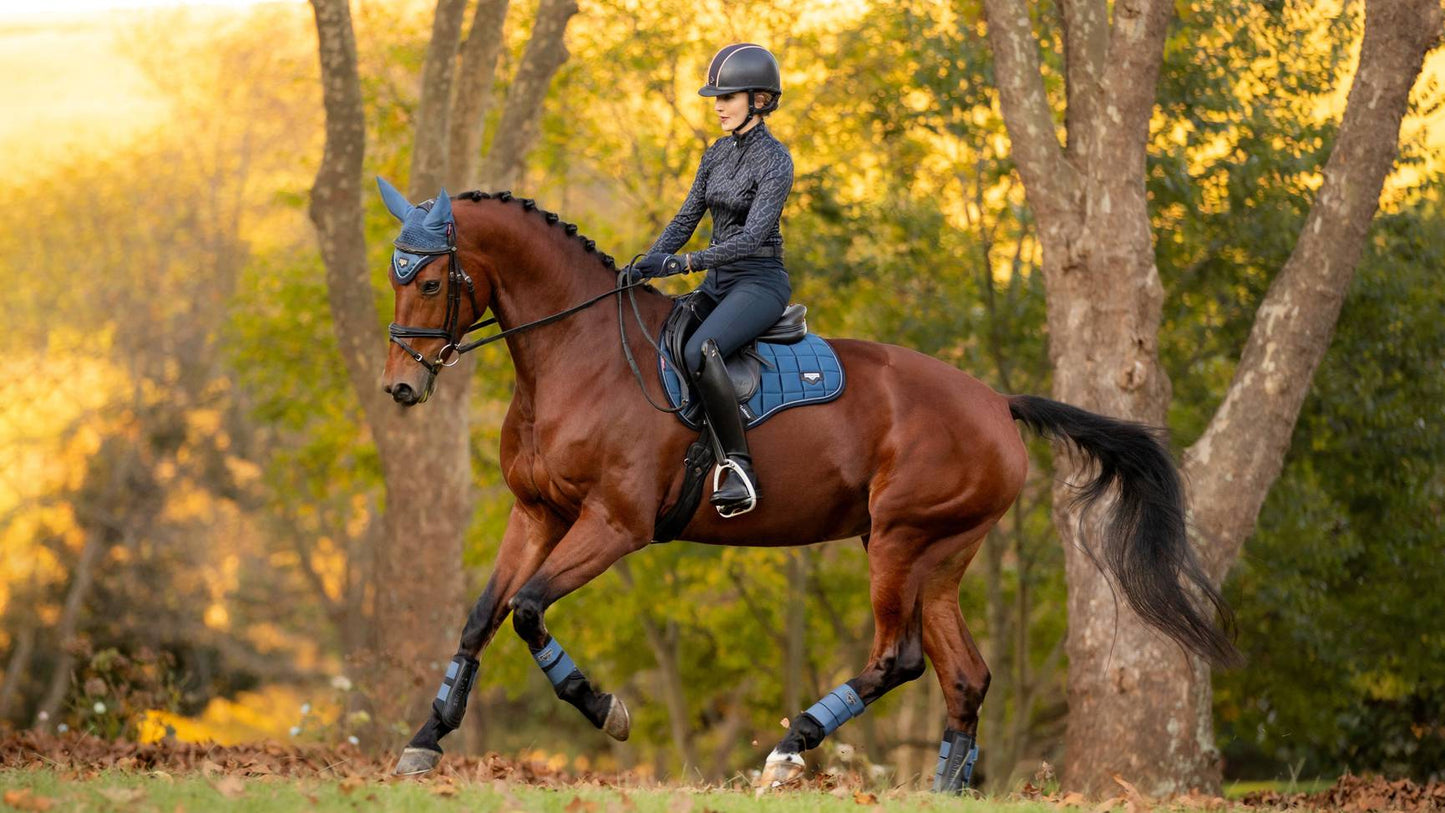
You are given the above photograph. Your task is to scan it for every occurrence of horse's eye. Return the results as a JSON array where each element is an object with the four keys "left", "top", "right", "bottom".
[{"left": 422, "top": 280, "right": 441, "bottom": 295}]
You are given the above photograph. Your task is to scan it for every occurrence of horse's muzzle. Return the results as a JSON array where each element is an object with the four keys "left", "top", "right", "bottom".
[{"left": 386, "top": 381, "right": 421, "bottom": 406}]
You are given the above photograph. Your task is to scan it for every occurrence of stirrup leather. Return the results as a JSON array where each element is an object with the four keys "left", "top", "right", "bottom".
[{"left": 712, "top": 458, "right": 758, "bottom": 518}]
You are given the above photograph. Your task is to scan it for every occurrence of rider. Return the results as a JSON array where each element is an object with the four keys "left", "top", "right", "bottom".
[{"left": 630, "top": 43, "right": 792, "bottom": 518}]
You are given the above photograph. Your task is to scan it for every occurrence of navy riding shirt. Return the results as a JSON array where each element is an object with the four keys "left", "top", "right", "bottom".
[{"left": 650, "top": 122, "right": 793, "bottom": 302}]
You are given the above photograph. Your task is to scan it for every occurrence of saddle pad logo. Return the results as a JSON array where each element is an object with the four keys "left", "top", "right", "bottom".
[{"left": 802, "top": 372, "right": 823, "bottom": 385}]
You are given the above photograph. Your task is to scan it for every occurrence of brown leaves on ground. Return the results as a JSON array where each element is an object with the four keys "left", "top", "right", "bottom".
[
  {"left": 2, "top": 789, "right": 55, "bottom": 811},
  {"left": 1240, "top": 773, "right": 1445, "bottom": 812},
  {"left": 0, "top": 730, "right": 592, "bottom": 786}
]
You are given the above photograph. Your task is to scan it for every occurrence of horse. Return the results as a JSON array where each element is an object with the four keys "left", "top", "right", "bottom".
[{"left": 374, "top": 182, "right": 1237, "bottom": 792}]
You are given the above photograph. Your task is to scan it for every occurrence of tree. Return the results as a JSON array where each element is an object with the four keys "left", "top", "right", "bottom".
[
  {"left": 306, "top": 0, "right": 577, "bottom": 737},
  {"left": 980, "top": 0, "right": 1443, "bottom": 793}
]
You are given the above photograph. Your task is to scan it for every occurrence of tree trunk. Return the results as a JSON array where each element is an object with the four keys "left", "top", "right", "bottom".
[
  {"left": 478, "top": 0, "right": 578, "bottom": 189},
  {"left": 784, "top": 550, "right": 805, "bottom": 718},
  {"left": 982, "top": 0, "right": 1443, "bottom": 794},
  {"left": 32, "top": 533, "right": 106, "bottom": 731},
  {"left": 309, "top": 0, "right": 471, "bottom": 740},
  {"left": 0, "top": 620, "right": 37, "bottom": 723}
]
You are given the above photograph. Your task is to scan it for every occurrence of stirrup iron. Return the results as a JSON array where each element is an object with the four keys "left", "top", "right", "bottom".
[{"left": 712, "top": 458, "right": 758, "bottom": 517}]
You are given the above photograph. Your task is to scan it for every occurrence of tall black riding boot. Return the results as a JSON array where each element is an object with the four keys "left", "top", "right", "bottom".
[{"left": 695, "top": 339, "right": 758, "bottom": 517}]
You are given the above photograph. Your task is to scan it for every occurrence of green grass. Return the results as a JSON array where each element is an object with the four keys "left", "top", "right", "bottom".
[
  {"left": 1223, "top": 778, "right": 1336, "bottom": 798},
  {"left": 0, "top": 768, "right": 1063, "bottom": 812}
]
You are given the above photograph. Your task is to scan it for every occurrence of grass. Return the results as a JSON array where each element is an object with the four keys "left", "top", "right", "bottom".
[{"left": 0, "top": 768, "right": 1062, "bottom": 812}]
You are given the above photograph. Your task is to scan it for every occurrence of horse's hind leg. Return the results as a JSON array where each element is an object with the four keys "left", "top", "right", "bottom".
[
  {"left": 759, "top": 529, "right": 936, "bottom": 787},
  {"left": 921, "top": 564, "right": 991, "bottom": 793}
]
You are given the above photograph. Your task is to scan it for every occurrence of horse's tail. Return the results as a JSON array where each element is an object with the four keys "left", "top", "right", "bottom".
[{"left": 1007, "top": 394, "right": 1240, "bottom": 667}]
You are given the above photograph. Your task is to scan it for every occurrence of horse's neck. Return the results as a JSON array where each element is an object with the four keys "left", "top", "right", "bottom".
[{"left": 488, "top": 244, "right": 669, "bottom": 398}]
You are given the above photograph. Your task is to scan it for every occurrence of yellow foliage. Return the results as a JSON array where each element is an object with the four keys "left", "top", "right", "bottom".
[{"left": 137, "top": 684, "right": 337, "bottom": 745}]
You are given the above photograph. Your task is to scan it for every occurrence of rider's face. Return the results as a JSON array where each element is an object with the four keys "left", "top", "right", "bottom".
[{"left": 714, "top": 92, "right": 754, "bottom": 133}]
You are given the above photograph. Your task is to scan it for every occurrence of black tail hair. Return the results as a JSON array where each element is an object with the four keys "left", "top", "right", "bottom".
[{"left": 1008, "top": 394, "right": 1240, "bottom": 667}]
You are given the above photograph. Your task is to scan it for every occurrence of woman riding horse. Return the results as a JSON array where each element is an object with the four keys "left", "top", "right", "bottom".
[{"left": 629, "top": 43, "right": 792, "bottom": 518}]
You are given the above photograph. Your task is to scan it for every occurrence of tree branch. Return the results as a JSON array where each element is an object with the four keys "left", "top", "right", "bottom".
[
  {"left": 409, "top": 0, "right": 471, "bottom": 198},
  {"left": 981, "top": 0, "right": 1080, "bottom": 218},
  {"left": 478, "top": 0, "right": 579, "bottom": 190},
  {"left": 447, "top": 0, "right": 512, "bottom": 191},
  {"left": 1183, "top": 0, "right": 1444, "bottom": 582}
]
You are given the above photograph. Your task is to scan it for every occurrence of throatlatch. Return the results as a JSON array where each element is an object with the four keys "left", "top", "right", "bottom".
[
  {"left": 931, "top": 728, "right": 979, "bottom": 794},
  {"left": 432, "top": 654, "right": 479, "bottom": 729}
]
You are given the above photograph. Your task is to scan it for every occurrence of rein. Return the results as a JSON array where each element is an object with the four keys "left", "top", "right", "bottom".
[{"left": 389, "top": 242, "right": 680, "bottom": 414}]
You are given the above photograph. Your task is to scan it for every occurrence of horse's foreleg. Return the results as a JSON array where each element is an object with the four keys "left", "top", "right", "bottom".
[
  {"left": 510, "top": 504, "right": 649, "bottom": 741},
  {"left": 759, "top": 532, "right": 930, "bottom": 787},
  {"left": 395, "top": 502, "right": 565, "bottom": 775}
]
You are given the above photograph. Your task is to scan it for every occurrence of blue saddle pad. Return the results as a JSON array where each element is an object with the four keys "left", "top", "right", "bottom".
[{"left": 659, "top": 334, "right": 846, "bottom": 430}]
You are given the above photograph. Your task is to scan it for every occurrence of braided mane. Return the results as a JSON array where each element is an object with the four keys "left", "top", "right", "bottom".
[{"left": 459, "top": 190, "right": 618, "bottom": 271}]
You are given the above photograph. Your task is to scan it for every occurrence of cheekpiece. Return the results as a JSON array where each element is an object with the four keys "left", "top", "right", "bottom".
[{"left": 376, "top": 176, "right": 454, "bottom": 285}]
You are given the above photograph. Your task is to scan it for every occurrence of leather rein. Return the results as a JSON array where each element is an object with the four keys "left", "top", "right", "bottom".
[{"left": 388, "top": 239, "right": 682, "bottom": 413}]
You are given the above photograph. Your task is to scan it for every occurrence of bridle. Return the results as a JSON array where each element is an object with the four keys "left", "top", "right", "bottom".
[{"left": 387, "top": 224, "right": 484, "bottom": 376}]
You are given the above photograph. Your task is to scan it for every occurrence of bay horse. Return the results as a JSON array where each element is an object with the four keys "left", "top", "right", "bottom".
[{"left": 375, "top": 184, "right": 1236, "bottom": 791}]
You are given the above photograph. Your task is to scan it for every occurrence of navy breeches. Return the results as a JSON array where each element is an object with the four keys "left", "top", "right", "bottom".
[{"left": 683, "top": 283, "right": 788, "bottom": 377}]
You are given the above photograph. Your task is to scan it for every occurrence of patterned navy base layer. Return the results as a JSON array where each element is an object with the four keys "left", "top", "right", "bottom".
[{"left": 659, "top": 333, "right": 846, "bottom": 430}]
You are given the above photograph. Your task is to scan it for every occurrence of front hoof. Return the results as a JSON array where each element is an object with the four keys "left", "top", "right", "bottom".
[
  {"left": 393, "top": 747, "right": 442, "bottom": 777},
  {"left": 757, "top": 751, "right": 805, "bottom": 789},
  {"left": 603, "top": 694, "right": 630, "bottom": 741}
]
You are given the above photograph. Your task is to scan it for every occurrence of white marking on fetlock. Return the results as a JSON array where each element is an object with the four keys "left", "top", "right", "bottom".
[
  {"left": 757, "top": 749, "right": 805, "bottom": 789},
  {"left": 603, "top": 695, "right": 631, "bottom": 741}
]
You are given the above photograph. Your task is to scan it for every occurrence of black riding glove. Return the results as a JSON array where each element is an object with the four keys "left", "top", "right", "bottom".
[{"left": 634, "top": 252, "right": 688, "bottom": 278}]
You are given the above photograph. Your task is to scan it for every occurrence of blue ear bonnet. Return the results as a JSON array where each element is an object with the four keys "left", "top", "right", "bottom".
[{"left": 376, "top": 177, "right": 454, "bottom": 285}]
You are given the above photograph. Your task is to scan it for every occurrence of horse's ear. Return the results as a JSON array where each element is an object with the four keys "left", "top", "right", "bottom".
[
  {"left": 425, "top": 188, "right": 453, "bottom": 228},
  {"left": 376, "top": 177, "right": 414, "bottom": 222}
]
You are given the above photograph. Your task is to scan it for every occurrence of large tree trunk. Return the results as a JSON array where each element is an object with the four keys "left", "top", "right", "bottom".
[{"left": 982, "top": 0, "right": 1443, "bottom": 794}]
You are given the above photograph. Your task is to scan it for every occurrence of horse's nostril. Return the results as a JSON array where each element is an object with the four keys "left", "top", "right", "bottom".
[
  {"left": 383, "top": 382, "right": 393, "bottom": 394},
  {"left": 392, "top": 383, "right": 415, "bottom": 404}
]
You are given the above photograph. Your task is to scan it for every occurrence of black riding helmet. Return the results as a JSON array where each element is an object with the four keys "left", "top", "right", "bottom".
[{"left": 699, "top": 43, "right": 781, "bottom": 131}]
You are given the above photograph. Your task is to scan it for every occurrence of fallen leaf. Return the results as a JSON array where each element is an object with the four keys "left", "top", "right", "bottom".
[
  {"left": 563, "top": 795, "right": 598, "bottom": 813},
  {"left": 337, "top": 776, "right": 365, "bottom": 795},
  {"left": 2, "top": 789, "right": 55, "bottom": 811},
  {"left": 853, "top": 791, "right": 878, "bottom": 805},
  {"left": 97, "top": 787, "right": 148, "bottom": 804},
  {"left": 1059, "top": 791, "right": 1088, "bottom": 808},
  {"left": 209, "top": 775, "right": 245, "bottom": 800},
  {"left": 1111, "top": 773, "right": 1154, "bottom": 812},
  {"left": 430, "top": 783, "right": 459, "bottom": 797},
  {"left": 779, "top": 717, "right": 791, "bottom": 729}
]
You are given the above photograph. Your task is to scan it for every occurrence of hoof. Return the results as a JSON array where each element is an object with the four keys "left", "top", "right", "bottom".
[
  {"left": 757, "top": 751, "right": 805, "bottom": 789},
  {"left": 393, "top": 747, "right": 442, "bottom": 777},
  {"left": 603, "top": 694, "right": 630, "bottom": 741}
]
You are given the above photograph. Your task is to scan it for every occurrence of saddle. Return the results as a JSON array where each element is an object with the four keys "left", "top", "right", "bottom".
[{"left": 660, "top": 293, "right": 809, "bottom": 424}]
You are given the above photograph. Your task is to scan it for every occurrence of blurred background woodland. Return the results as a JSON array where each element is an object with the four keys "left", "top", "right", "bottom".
[{"left": 0, "top": 0, "right": 1442, "bottom": 794}]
